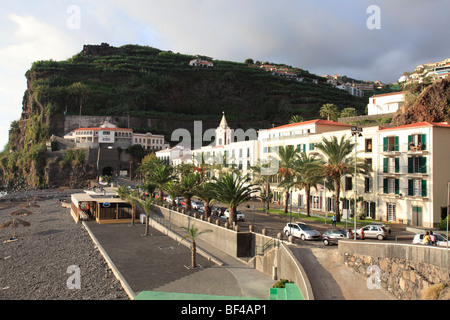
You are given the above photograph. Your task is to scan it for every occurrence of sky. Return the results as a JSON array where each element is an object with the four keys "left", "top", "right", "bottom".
[{"left": 0, "top": 0, "right": 448, "bottom": 150}]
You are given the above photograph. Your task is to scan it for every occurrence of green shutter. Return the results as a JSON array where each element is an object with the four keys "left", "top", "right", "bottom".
[
  {"left": 395, "top": 179, "right": 400, "bottom": 195},
  {"left": 383, "top": 179, "right": 388, "bottom": 194},
  {"left": 383, "top": 158, "right": 388, "bottom": 173},
  {"left": 408, "top": 157, "right": 413, "bottom": 173},
  {"left": 394, "top": 136, "right": 399, "bottom": 151},
  {"left": 408, "top": 179, "right": 413, "bottom": 196},
  {"left": 421, "top": 134, "right": 427, "bottom": 151},
  {"left": 383, "top": 137, "right": 387, "bottom": 152},
  {"left": 395, "top": 157, "right": 400, "bottom": 173},
  {"left": 421, "top": 157, "right": 427, "bottom": 174},
  {"left": 408, "top": 135, "right": 412, "bottom": 150},
  {"left": 422, "top": 180, "right": 427, "bottom": 197}
]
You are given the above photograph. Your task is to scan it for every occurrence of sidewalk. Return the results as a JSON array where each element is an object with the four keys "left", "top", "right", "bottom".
[{"left": 83, "top": 220, "right": 275, "bottom": 300}]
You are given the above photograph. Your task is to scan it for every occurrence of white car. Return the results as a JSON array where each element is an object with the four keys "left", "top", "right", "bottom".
[
  {"left": 191, "top": 201, "right": 204, "bottom": 210},
  {"left": 412, "top": 233, "right": 449, "bottom": 247},
  {"left": 283, "top": 222, "right": 321, "bottom": 240},
  {"left": 222, "top": 209, "right": 245, "bottom": 221}
]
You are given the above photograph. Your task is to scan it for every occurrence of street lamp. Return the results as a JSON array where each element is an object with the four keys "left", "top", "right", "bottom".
[{"left": 351, "top": 126, "right": 363, "bottom": 240}]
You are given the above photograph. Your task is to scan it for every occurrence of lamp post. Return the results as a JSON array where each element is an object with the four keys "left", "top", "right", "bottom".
[{"left": 351, "top": 126, "right": 363, "bottom": 240}]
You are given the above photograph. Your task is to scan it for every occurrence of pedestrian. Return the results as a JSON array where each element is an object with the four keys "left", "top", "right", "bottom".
[
  {"left": 429, "top": 231, "right": 436, "bottom": 246},
  {"left": 422, "top": 231, "right": 431, "bottom": 245},
  {"left": 360, "top": 228, "right": 365, "bottom": 240},
  {"left": 332, "top": 215, "right": 336, "bottom": 227},
  {"left": 347, "top": 229, "right": 353, "bottom": 239}
]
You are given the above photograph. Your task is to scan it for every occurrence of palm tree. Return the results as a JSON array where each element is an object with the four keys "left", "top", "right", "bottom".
[
  {"left": 179, "top": 224, "right": 212, "bottom": 268},
  {"left": 211, "top": 173, "right": 257, "bottom": 225},
  {"left": 164, "top": 181, "right": 181, "bottom": 207},
  {"left": 292, "top": 153, "right": 325, "bottom": 217},
  {"left": 192, "top": 152, "right": 212, "bottom": 183},
  {"left": 315, "top": 135, "right": 370, "bottom": 222},
  {"left": 340, "top": 107, "right": 357, "bottom": 118},
  {"left": 147, "top": 164, "right": 176, "bottom": 203},
  {"left": 178, "top": 173, "right": 200, "bottom": 212},
  {"left": 320, "top": 103, "right": 339, "bottom": 121},
  {"left": 125, "top": 189, "right": 140, "bottom": 226},
  {"left": 251, "top": 159, "right": 277, "bottom": 213},
  {"left": 289, "top": 115, "right": 304, "bottom": 124},
  {"left": 277, "top": 145, "right": 299, "bottom": 213},
  {"left": 138, "top": 198, "right": 155, "bottom": 236},
  {"left": 193, "top": 182, "right": 217, "bottom": 217}
]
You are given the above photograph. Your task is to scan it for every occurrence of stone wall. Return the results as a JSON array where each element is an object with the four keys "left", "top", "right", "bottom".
[{"left": 338, "top": 240, "right": 450, "bottom": 300}]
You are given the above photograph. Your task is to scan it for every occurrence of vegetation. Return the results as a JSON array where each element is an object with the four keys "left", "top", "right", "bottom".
[{"left": 179, "top": 224, "right": 212, "bottom": 269}]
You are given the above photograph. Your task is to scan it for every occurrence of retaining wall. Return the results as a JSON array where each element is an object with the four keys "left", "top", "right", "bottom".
[{"left": 338, "top": 240, "right": 450, "bottom": 300}]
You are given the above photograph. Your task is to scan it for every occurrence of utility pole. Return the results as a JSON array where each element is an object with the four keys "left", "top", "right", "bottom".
[{"left": 351, "top": 126, "right": 363, "bottom": 240}]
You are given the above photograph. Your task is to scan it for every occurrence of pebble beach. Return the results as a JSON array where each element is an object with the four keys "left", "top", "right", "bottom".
[{"left": 0, "top": 189, "right": 129, "bottom": 300}]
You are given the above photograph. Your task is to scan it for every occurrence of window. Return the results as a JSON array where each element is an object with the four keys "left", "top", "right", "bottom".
[
  {"left": 365, "top": 138, "right": 373, "bottom": 152},
  {"left": 365, "top": 158, "right": 372, "bottom": 169},
  {"left": 383, "top": 157, "right": 399, "bottom": 173},
  {"left": 383, "top": 178, "right": 399, "bottom": 194},
  {"left": 345, "top": 176, "right": 352, "bottom": 191},
  {"left": 387, "top": 203, "right": 396, "bottom": 222},
  {"left": 408, "top": 156, "right": 427, "bottom": 173},
  {"left": 408, "top": 179, "right": 427, "bottom": 197},
  {"left": 364, "top": 177, "right": 373, "bottom": 193},
  {"left": 408, "top": 134, "right": 426, "bottom": 151},
  {"left": 383, "top": 136, "right": 399, "bottom": 152}
]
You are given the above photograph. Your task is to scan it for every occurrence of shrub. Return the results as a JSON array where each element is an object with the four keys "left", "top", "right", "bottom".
[{"left": 273, "top": 279, "right": 291, "bottom": 288}]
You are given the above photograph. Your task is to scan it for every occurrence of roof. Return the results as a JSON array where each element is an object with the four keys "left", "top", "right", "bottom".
[
  {"left": 266, "top": 119, "right": 353, "bottom": 131},
  {"left": 370, "top": 91, "right": 408, "bottom": 98},
  {"left": 219, "top": 112, "right": 229, "bottom": 128},
  {"left": 381, "top": 121, "right": 450, "bottom": 131},
  {"left": 73, "top": 127, "right": 132, "bottom": 132}
]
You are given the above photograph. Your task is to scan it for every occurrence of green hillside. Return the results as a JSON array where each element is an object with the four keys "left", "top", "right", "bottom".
[{"left": 29, "top": 43, "right": 368, "bottom": 123}]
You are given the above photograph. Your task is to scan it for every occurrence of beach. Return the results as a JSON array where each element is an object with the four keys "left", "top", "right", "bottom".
[{"left": 0, "top": 189, "right": 128, "bottom": 300}]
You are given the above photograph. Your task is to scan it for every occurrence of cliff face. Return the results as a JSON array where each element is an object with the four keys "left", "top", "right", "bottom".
[{"left": 392, "top": 78, "right": 450, "bottom": 126}]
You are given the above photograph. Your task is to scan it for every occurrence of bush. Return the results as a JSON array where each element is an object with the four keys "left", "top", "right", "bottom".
[
  {"left": 273, "top": 279, "right": 291, "bottom": 288},
  {"left": 438, "top": 217, "right": 448, "bottom": 230}
]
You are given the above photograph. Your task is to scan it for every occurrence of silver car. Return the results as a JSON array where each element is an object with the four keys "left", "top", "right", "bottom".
[
  {"left": 283, "top": 222, "right": 321, "bottom": 240},
  {"left": 412, "top": 233, "right": 449, "bottom": 247},
  {"left": 356, "top": 225, "right": 389, "bottom": 240}
]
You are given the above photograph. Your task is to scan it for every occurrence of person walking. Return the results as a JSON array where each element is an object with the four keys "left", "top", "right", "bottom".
[
  {"left": 332, "top": 215, "right": 337, "bottom": 227},
  {"left": 360, "top": 228, "right": 365, "bottom": 240}
]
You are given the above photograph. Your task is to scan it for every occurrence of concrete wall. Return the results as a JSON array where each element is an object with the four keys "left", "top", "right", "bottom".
[{"left": 338, "top": 240, "right": 450, "bottom": 299}]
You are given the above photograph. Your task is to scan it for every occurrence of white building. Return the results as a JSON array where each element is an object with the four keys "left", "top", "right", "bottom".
[
  {"left": 156, "top": 146, "right": 192, "bottom": 166},
  {"left": 64, "top": 120, "right": 133, "bottom": 149},
  {"left": 367, "top": 91, "right": 407, "bottom": 116},
  {"left": 337, "top": 84, "right": 364, "bottom": 97},
  {"left": 132, "top": 132, "right": 169, "bottom": 151}
]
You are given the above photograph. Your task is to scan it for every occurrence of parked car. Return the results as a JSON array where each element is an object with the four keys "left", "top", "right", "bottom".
[
  {"left": 191, "top": 201, "right": 204, "bottom": 210},
  {"left": 222, "top": 209, "right": 245, "bottom": 222},
  {"left": 368, "top": 222, "right": 391, "bottom": 234},
  {"left": 211, "top": 206, "right": 227, "bottom": 216},
  {"left": 412, "top": 233, "right": 450, "bottom": 247},
  {"left": 322, "top": 229, "right": 348, "bottom": 246},
  {"left": 283, "top": 222, "right": 321, "bottom": 240},
  {"left": 355, "top": 225, "right": 389, "bottom": 240}
]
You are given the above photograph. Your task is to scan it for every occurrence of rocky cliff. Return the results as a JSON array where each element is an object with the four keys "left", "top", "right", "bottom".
[{"left": 392, "top": 77, "right": 450, "bottom": 126}]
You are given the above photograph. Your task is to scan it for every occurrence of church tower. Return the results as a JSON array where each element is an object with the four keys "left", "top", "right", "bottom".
[{"left": 215, "top": 112, "right": 232, "bottom": 146}]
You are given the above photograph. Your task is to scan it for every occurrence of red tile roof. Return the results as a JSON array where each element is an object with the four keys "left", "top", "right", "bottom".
[
  {"left": 381, "top": 121, "right": 450, "bottom": 131},
  {"left": 267, "top": 119, "right": 353, "bottom": 131},
  {"left": 371, "top": 91, "right": 408, "bottom": 98}
]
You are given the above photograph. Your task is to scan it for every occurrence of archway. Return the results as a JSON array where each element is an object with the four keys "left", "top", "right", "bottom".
[{"left": 102, "top": 166, "right": 114, "bottom": 177}]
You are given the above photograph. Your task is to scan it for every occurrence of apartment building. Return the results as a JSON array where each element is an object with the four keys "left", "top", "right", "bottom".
[
  {"left": 132, "top": 132, "right": 169, "bottom": 151},
  {"left": 367, "top": 91, "right": 407, "bottom": 116}
]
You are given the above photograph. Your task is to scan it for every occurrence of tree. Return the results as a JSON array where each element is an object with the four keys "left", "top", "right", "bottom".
[
  {"left": 211, "top": 173, "right": 257, "bottom": 225},
  {"left": 193, "top": 182, "right": 217, "bottom": 217},
  {"left": 292, "top": 153, "right": 325, "bottom": 217},
  {"left": 289, "top": 115, "right": 304, "bottom": 124},
  {"left": 179, "top": 224, "right": 212, "bottom": 268},
  {"left": 315, "top": 135, "right": 370, "bottom": 222},
  {"left": 164, "top": 181, "right": 181, "bottom": 207},
  {"left": 146, "top": 164, "right": 176, "bottom": 203},
  {"left": 177, "top": 173, "right": 200, "bottom": 212},
  {"left": 125, "top": 189, "right": 140, "bottom": 226},
  {"left": 251, "top": 160, "right": 277, "bottom": 213},
  {"left": 340, "top": 107, "right": 357, "bottom": 118},
  {"left": 277, "top": 145, "right": 299, "bottom": 213},
  {"left": 138, "top": 198, "right": 155, "bottom": 236},
  {"left": 320, "top": 103, "right": 339, "bottom": 121}
]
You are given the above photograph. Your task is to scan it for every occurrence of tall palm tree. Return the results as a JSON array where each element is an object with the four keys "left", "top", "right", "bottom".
[
  {"left": 179, "top": 224, "right": 212, "bottom": 268},
  {"left": 292, "top": 153, "right": 325, "bottom": 217},
  {"left": 138, "top": 198, "right": 155, "bottom": 236},
  {"left": 315, "top": 135, "right": 370, "bottom": 222},
  {"left": 193, "top": 182, "right": 217, "bottom": 217},
  {"left": 192, "top": 152, "right": 212, "bottom": 183},
  {"left": 164, "top": 181, "right": 181, "bottom": 207},
  {"left": 125, "top": 189, "right": 140, "bottom": 226},
  {"left": 277, "top": 145, "right": 299, "bottom": 213},
  {"left": 211, "top": 173, "right": 257, "bottom": 225},
  {"left": 320, "top": 103, "right": 339, "bottom": 121},
  {"left": 147, "top": 164, "right": 176, "bottom": 203},
  {"left": 178, "top": 173, "right": 200, "bottom": 212},
  {"left": 289, "top": 115, "right": 304, "bottom": 124},
  {"left": 251, "top": 159, "right": 277, "bottom": 213}
]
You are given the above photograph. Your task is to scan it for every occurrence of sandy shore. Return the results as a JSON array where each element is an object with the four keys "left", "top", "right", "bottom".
[{"left": 0, "top": 189, "right": 128, "bottom": 300}]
